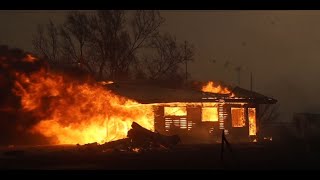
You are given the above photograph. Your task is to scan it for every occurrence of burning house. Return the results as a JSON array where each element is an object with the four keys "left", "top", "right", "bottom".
[
  {"left": 106, "top": 81, "right": 277, "bottom": 143},
  {"left": 0, "top": 48, "right": 277, "bottom": 145}
]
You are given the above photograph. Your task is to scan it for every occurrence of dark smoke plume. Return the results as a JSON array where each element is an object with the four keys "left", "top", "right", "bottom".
[{"left": 0, "top": 45, "right": 50, "bottom": 145}]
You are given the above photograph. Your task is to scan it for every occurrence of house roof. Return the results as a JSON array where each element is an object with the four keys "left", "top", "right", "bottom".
[
  {"left": 230, "top": 86, "right": 277, "bottom": 104},
  {"left": 105, "top": 81, "right": 277, "bottom": 104}
]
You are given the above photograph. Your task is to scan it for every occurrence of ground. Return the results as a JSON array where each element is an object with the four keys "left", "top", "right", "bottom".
[{"left": 1, "top": 140, "right": 320, "bottom": 170}]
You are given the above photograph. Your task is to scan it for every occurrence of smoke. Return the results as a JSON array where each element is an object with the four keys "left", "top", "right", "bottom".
[{"left": 0, "top": 45, "right": 51, "bottom": 145}]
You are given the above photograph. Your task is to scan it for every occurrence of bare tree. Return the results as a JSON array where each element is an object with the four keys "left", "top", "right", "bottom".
[
  {"left": 32, "top": 20, "right": 60, "bottom": 64},
  {"left": 32, "top": 10, "right": 194, "bottom": 82},
  {"left": 59, "top": 11, "right": 93, "bottom": 74},
  {"left": 33, "top": 13, "right": 93, "bottom": 73},
  {"left": 88, "top": 10, "right": 165, "bottom": 80},
  {"left": 144, "top": 33, "right": 195, "bottom": 82}
]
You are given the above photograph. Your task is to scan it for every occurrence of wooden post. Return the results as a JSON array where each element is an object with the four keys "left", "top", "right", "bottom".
[
  {"left": 220, "top": 129, "right": 225, "bottom": 161},
  {"left": 220, "top": 129, "right": 234, "bottom": 162}
]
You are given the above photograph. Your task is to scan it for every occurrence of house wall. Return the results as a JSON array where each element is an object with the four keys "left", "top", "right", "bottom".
[
  {"left": 224, "top": 104, "right": 258, "bottom": 142},
  {"left": 153, "top": 103, "right": 258, "bottom": 143}
]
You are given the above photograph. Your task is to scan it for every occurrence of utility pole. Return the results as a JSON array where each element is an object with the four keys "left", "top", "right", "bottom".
[
  {"left": 184, "top": 41, "right": 188, "bottom": 83},
  {"left": 238, "top": 70, "right": 240, "bottom": 86},
  {"left": 250, "top": 72, "right": 253, "bottom": 91},
  {"left": 235, "top": 66, "right": 241, "bottom": 86}
]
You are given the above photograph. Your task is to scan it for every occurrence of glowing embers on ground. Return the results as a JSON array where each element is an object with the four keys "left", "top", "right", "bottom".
[
  {"left": 263, "top": 137, "right": 272, "bottom": 141},
  {"left": 13, "top": 62, "right": 154, "bottom": 145}
]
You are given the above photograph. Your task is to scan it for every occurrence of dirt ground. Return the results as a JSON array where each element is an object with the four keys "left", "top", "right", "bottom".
[{"left": 1, "top": 140, "right": 320, "bottom": 170}]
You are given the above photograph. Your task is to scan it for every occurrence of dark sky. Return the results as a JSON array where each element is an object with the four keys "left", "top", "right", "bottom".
[{"left": 1, "top": 10, "right": 320, "bottom": 122}]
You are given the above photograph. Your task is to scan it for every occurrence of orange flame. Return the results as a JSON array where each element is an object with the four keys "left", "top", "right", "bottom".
[
  {"left": 99, "top": 81, "right": 114, "bottom": 85},
  {"left": 201, "top": 107, "right": 218, "bottom": 122},
  {"left": 248, "top": 108, "right": 257, "bottom": 136},
  {"left": 13, "top": 68, "right": 154, "bottom": 145},
  {"left": 231, "top": 108, "right": 245, "bottom": 127},
  {"left": 164, "top": 107, "right": 187, "bottom": 116},
  {"left": 201, "top": 81, "right": 234, "bottom": 96},
  {"left": 22, "top": 54, "right": 37, "bottom": 63}
]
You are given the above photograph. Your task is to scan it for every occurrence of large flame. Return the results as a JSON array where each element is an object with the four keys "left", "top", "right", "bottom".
[
  {"left": 201, "top": 81, "right": 233, "bottom": 95},
  {"left": 12, "top": 55, "right": 154, "bottom": 145}
]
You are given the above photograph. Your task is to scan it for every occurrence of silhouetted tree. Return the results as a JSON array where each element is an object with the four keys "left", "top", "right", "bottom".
[
  {"left": 32, "top": 10, "right": 194, "bottom": 82},
  {"left": 144, "top": 33, "right": 194, "bottom": 82},
  {"left": 32, "top": 20, "right": 60, "bottom": 64},
  {"left": 87, "top": 10, "right": 165, "bottom": 80},
  {"left": 59, "top": 11, "right": 93, "bottom": 73}
]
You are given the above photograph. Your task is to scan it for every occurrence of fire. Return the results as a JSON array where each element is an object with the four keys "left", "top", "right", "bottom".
[
  {"left": 99, "top": 81, "right": 114, "bottom": 85},
  {"left": 22, "top": 54, "right": 37, "bottom": 63},
  {"left": 13, "top": 65, "right": 154, "bottom": 145},
  {"left": 201, "top": 107, "right": 218, "bottom": 122},
  {"left": 164, "top": 107, "right": 187, "bottom": 116},
  {"left": 231, "top": 108, "right": 245, "bottom": 127},
  {"left": 201, "top": 81, "right": 232, "bottom": 95},
  {"left": 248, "top": 108, "right": 257, "bottom": 136},
  {"left": 263, "top": 137, "right": 272, "bottom": 141},
  {"left": 132, "top": 148, "right": 140, "bottom": 153}
]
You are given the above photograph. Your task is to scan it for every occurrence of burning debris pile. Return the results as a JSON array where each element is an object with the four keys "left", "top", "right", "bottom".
[{"left": 78, "top": 122, "right": 181, "bottom": 153}]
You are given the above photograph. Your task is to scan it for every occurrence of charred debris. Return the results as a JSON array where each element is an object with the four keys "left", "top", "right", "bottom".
[{"left": 77, "top": 122, "right": 181, "bottom": 153}]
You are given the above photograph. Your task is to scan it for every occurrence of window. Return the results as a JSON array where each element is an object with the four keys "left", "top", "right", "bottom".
[
  {"left": 248, "top": 108, "right": 257, "bottom": 135},
  {"left": 165, "top": 117, "right": 188, "bottom": 131},
  {"left": 231, "top": 108, "right": 245, "bottom": 127},
  {"left": 164, "top": 107, "right": 188, "bottom": 131},
  {"left": 164, "top": 107, "right": 187, "bottom": 116},
  {"left": 202, "top": 107, "right": 218, "bottom": 122}
]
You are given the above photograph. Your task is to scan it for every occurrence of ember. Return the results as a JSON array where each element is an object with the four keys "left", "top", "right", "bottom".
[
  {"left": 22, "top": 54, "right": 38, "bottom": 63},
  {"left": 99, "top": 81, "right": 114, "bottom": 85},
  {"left": 263, "top": 137, "right": 273, "bottom": 141}
]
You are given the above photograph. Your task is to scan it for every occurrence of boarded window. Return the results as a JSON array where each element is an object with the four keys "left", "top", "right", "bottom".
[
  {"left": 231, "top": 108, "right": 245, "bottom": 127},
  {"left": 164, "top": 107, "right": 187, "bottom": 116},
  {"left": 248, "top": 108, "right": 257, "bottom": 135},
  {"left": 202, "top": 107, "right": 218, "bottom": 122},
  {"left": 165, "top": 117, "right": 188, "bottom": 131},
  {"left": 164, "top": 107, "right": 187, "bottom": 131}
]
